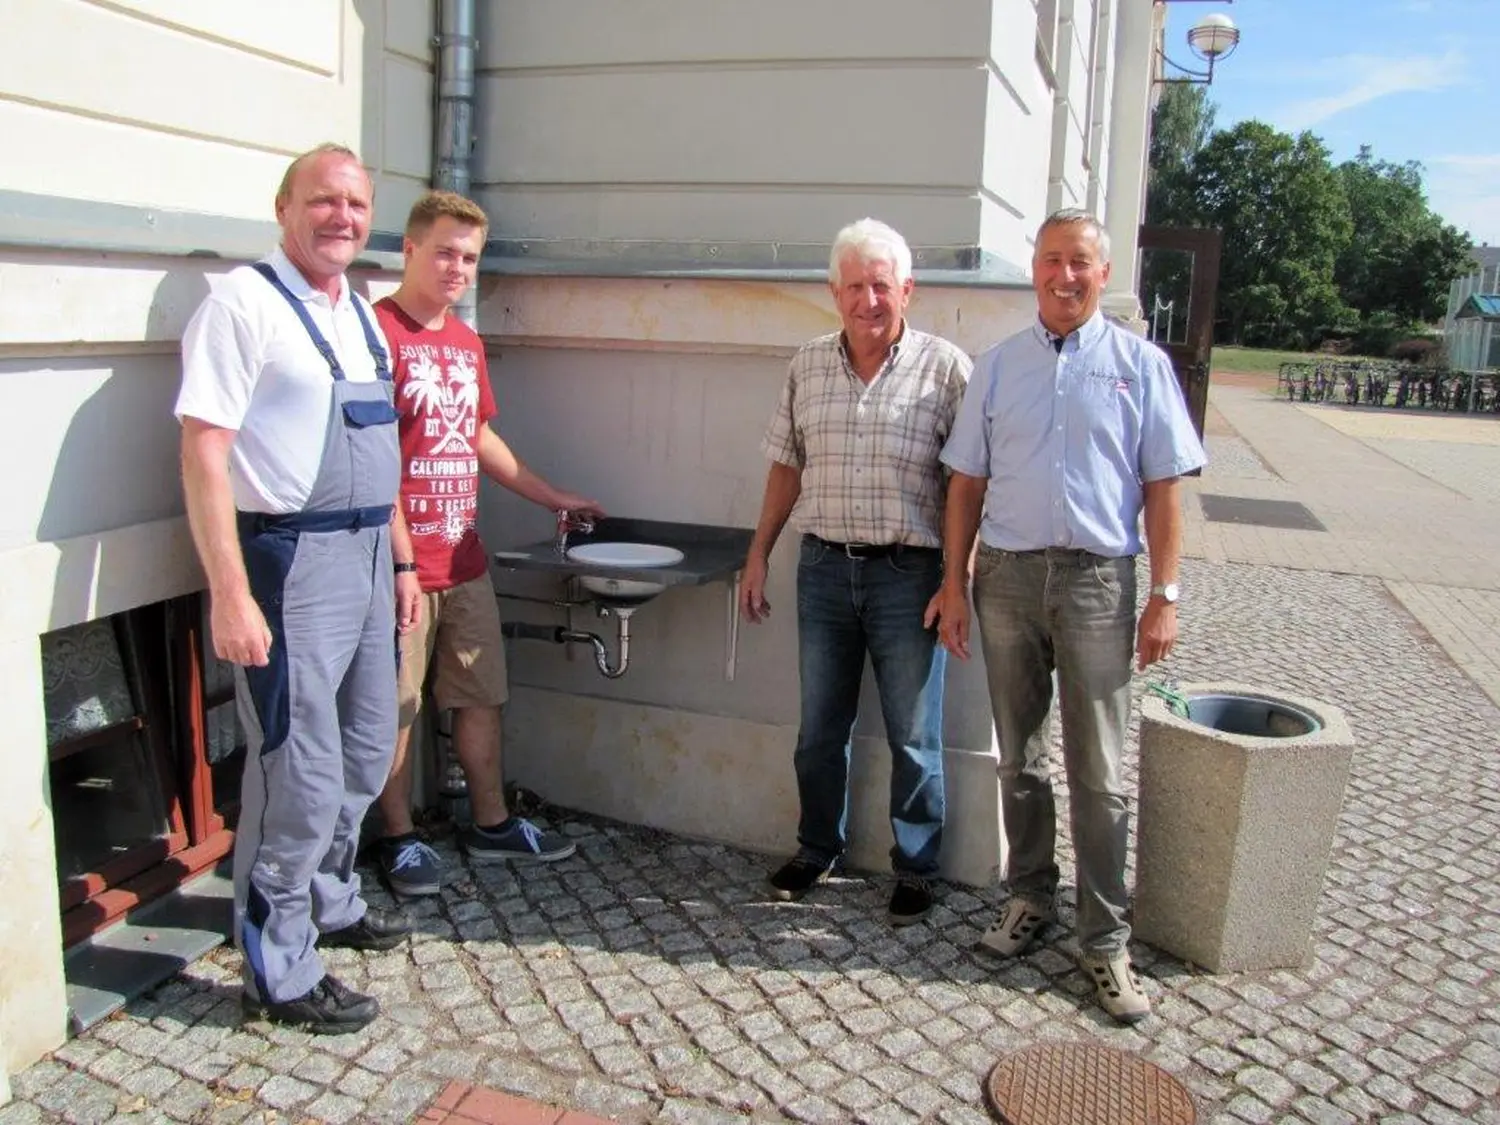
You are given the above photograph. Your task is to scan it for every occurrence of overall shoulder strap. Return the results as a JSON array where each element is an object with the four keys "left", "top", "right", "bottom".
[
  {"left": 251, "top": 262, "right": 346, "bottom": 382},
  {"left": 349, "top": 296, "right": 392, "bottom": 382}
]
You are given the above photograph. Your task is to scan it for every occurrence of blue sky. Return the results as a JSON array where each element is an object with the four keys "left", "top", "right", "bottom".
[{"left": 1163, "top": 0, "right": 1500, "bottom": 247}]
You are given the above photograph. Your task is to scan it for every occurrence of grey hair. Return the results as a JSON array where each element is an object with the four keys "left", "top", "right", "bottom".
[
  {"left": 1037, "top": 208, "right": 1111, "bottom": 263},
  {"left": 828, "top": 218, "right": 913, "bottom": 284}
]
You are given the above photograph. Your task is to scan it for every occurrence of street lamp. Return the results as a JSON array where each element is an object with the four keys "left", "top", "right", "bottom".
[{"left": 1158, "top": 11, "right": 1241, "bottom": 85}]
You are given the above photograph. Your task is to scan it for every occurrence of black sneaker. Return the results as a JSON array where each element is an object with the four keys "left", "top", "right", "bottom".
[
  {"left": 242, "top": 974, "right": 378, "bottom": 1034},
  {"left": 888, "top": 873, "right": 934, "bottom": 925},
  {"left": 318, "top": 908, "right": 410, "bottom": 951},
  {"left": 768, "top": 855, "right": 838, "bottom": 902}
]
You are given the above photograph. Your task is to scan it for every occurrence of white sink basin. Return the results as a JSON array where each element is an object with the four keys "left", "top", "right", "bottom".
[
  {"left": 566, "top": 542, "right": 684, "bottom": 600},
  {"left": 566, "top": 542, "right": 684, "bottom": 569}
]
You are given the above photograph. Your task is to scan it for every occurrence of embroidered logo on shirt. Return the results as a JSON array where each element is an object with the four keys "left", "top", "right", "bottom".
[{"left": 1083, "top": 369, "right": 1135, "bottom": 393}]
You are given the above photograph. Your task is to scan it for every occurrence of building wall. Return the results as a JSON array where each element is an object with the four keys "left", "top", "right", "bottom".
[
  {"left": 474, "top": 0, "right": 1114, "bottom": 265},
  {"left": 0, "top": 0, "right": 431, "bottom": 230},
  {"left": 1444, "top": 264, "right": 1500, "bottom": 371}
]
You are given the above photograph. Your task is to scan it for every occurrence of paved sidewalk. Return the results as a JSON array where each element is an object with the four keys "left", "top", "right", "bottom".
[
  {"left": 1190, "top": 385, "right": 1500, "bottom": 710},
  {"left": 4, "top": 385, "right": 1500, "bottom": 1125}
]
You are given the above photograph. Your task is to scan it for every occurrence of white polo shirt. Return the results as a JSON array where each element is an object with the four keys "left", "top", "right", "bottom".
[{"left": 175, "top": 245, "right": 389, "bottom": 514}]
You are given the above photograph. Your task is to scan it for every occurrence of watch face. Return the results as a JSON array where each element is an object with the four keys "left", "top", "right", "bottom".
[{"left": 1161, "top": 582, "right": 1180, "bottom": 603}]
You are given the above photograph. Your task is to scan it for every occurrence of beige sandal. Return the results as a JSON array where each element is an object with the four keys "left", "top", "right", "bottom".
[
  {"left": 1082, "top": 953, "right": 1151, "bottom": 1024},
  {"left": 978, "top": 898, "right": 1055, "bottom": 958}
]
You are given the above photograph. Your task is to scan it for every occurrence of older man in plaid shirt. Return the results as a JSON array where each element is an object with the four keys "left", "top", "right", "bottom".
[{"left": 739, "top": 218, "right": 972, "bottom": 925}]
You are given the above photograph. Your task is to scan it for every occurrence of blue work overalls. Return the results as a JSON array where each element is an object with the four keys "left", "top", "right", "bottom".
[{"left": 232, "top": 263, "right": 401, "bottom": 1003}]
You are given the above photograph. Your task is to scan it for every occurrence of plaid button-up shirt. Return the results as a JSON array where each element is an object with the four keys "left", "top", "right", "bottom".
[{"left": 762, "top": 326, "right": 972, "bottom": 548}]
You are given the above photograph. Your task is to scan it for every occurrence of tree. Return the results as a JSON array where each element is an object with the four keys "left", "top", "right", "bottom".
[
  {"left": 1336, "top": 147, "right": 1472, "bottom": 324},
  {"left": 1145, "top": 84, "right": 1215, "bottom": 227},
  {"left": 1185, "top": 122, "right": 1355, "bottom": 346}
]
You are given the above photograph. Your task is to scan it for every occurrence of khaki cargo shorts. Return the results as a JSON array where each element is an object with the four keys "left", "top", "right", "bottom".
[{"left": 398, "top": 573, "right": 509, "bottom": 727}]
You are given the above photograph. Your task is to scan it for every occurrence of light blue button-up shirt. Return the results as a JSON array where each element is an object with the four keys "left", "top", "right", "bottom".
[{"left": 940, "top": 311, "right": 1207, "bottom": 556}]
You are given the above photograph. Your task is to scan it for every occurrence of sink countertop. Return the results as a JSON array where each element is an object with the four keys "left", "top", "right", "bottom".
[{"left": 491, "top": 517, "right": 753, "bottom": 588}]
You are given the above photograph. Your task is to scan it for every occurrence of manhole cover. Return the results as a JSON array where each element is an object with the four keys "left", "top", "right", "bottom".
[
  {"left": 1199, "top": 493, "right": 1325, "bottom": 531},
  {"left": 985, "top": 1043, "right": 1196, "bottom": 1125}
]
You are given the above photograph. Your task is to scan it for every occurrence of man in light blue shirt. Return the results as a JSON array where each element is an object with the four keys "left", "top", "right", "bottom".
[{"left": 926, "top": 208, "right": 1206, "bottom": 1024}]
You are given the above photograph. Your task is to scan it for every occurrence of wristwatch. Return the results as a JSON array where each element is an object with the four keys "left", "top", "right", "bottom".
[
  {"left": 1150, "top": 581, "right": 1180, "bottom": 604},
  {"left": 394, "top": 562, "right": 418, "bottom": 574}
]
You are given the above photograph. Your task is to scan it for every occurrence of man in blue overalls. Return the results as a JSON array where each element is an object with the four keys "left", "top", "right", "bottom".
[{"left": 177, "top": 143, "right": 423, "bottom": 1034}]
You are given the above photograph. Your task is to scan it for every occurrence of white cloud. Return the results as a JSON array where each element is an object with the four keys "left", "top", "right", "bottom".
[
  {"left": 1275, "top": 50, "right": 1465, "bottom": 131},
  {"left": 1426, "top": 154, "right": 1500, "bottom": 245}
]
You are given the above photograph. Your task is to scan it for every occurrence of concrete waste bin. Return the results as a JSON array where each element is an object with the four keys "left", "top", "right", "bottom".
[{"left": 1135, "top": 682, "right": 1355, "bottom": 973}]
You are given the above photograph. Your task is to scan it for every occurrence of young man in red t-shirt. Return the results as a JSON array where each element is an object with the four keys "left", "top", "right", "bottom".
[{"left": 372, "top": 191, "right": 604, "bottom": 895}]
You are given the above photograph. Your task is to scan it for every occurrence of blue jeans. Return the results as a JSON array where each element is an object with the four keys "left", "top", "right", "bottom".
[
  {"left": 971, "top": 545, "right": 1136, "bottom": 956},
  {"left": 793, "top": 535, "right": 947, "bottom": 876}
]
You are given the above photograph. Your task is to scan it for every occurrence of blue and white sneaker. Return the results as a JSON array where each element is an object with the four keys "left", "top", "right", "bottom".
[
  {"left": 462, "top": 818, "right": 576, "bottom": 863},
  {"left": 377, "top": 835, "right": 443, "bottom": 896}
]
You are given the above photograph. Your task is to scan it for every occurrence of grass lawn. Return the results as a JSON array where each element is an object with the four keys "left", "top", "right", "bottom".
[{"left": 1211, "top": 346, "right": 1321, "bottom": 377}]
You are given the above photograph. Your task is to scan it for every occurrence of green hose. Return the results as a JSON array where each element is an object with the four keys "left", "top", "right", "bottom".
[{"left": 1145, "top": 680, "right": 1191, "bottom": 718}]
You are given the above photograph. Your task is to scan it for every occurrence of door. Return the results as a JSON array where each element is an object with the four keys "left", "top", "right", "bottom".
[{"left": 1136, "top": 225, "right": 1222, "bottom": 440}]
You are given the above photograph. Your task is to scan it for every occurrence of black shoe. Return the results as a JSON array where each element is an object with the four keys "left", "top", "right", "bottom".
[
  {"left": 768, "top": 855, "right": 838, "bottom": 902},
  {"left": 242, "top": 974, "right": 378, "bottom": 1034},
  {"left": 318, "top": 908, "right": 410, "bottom": 951},
  {"left": 888, "top": 873, "right": 934, "bottom": 925}
]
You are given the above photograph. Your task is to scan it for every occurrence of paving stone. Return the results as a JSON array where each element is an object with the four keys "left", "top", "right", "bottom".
[
  {"left": 364, "top": 1073, "right": 443, "bottom": 1123},
  {"left": 1225, "top": 1093, "right": 1274, "bottom": 1124},
  {"left": 1235, "top": 1067, "right": 1295, "bottom": 1107},
  {"left": 859, "top": 1104, "right": 921, "bottom": 1125},
  {"left": 1415, "top": 1071, "right": 1480, "bottom": 1111},
  {"left": 156, "top": 1078, "right": 215, "bottom": 1122},
  {"left": 657, "top": 1100, "right": 754, "bottom": 1125},
  {"left": 303, "top": 1090, "right": 369, "bottom": 1124}
]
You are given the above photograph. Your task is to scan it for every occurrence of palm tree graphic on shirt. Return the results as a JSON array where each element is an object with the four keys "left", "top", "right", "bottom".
[
  {"left": 401, "top": 347, "right": 482, "bottom": 545},
  {"left": 402, "top": 349, "right": 478, "bottom": 454}
]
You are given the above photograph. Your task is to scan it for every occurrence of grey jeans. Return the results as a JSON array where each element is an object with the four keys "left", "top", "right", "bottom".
[{"left": 972, "top": 544, "right": 1136, "bottom": 956}]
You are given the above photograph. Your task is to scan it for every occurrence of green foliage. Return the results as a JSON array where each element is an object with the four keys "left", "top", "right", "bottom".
[
  {"left": 1145, "top": 99, "right": 1473, "bottom": 353},
  {"left": 1336, "top": 147, "right": 1473, "bottom": 324},
  {"left": 1349, "top": 310, "right": 1428, "bottom": 358},
  {"left": 1146, "top": 84, "right": 1215, "bottom": 226}
]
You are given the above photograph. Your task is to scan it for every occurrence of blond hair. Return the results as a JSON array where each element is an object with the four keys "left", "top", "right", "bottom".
[
  {"left": 274, "top": 143, "right": 366, "bottom": 208},
  {"left": 404, "top": 190, "right": 490, "bottom": 241}
]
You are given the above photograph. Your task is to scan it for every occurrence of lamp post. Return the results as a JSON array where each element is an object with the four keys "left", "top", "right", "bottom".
[{"left": 1158, "top": 10, "right": 1241, "bottom": 85}]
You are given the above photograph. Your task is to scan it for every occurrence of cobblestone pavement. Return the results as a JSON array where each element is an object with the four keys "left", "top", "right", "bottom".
[
  {"left": 5, "top": 555, "right": 1500, "bottom": 1124},
  {"left": 6, "top": 391, "right": 1500, "bottom": 1125}
]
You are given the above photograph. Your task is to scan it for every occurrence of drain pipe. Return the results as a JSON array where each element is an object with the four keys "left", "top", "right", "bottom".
[
  {"left": 502, "top": 614, "right": 634, "bottom": 679},
  {"left": 433, "top": 0, "right": 479, "bottom": 328}
]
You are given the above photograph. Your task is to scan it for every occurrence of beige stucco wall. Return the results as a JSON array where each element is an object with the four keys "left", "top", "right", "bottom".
[
  {"left": 0, "top": 0, "right": 432, "bottom": 229},
  {"left": 475, "top": 0, "right": 1126, "bottom": 262}
]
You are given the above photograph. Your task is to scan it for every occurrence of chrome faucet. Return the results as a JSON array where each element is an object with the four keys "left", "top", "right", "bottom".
[{"left": 555, "top": 508, "right": 595, "bottom": 554}]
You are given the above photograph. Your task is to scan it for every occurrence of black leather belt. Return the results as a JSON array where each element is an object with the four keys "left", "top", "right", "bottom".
[{"left": 807, "top": 534, "right": 940, "bottom": 560}]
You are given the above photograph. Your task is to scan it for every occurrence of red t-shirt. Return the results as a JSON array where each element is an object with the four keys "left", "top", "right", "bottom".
[{"left": 374, "top": 298, "right": 498, "bottom": 591}]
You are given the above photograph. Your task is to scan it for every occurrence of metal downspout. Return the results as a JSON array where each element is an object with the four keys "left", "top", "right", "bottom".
[{"left": 434, "top": 0, "right": 478, "bottom": 328}]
